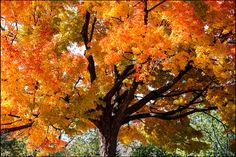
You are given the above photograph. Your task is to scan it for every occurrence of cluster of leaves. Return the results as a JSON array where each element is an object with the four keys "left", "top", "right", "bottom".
[{"left": 143, "top": 118, "right": 208, "bottom": 153}]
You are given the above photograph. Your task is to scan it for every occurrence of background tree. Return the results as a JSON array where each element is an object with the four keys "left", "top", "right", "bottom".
[
  {"left": 1, "top": 132, "right": 35, "bottom": 157},
  {"left": 129, "top": 143, "right": 178, "bottom": 157},
  {"left": 189, "top": 111, "right": 235, "bottom": 156},
  {"left": 49, "top": 129, "right": 100, "bottom": 157},
  {"left": 1, "top": 1, "right": 235, "bottom": 156}
]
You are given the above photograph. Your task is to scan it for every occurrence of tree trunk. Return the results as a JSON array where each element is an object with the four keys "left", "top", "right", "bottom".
[
  {"left": 99, "top": 129, "right": 119, "bottom": 157},
  {"left": 98, "top": 117, "right": 121, "bottom": 157}
]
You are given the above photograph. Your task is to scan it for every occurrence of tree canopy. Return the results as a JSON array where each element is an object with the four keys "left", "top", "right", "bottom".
[{"left": 1, "top": 1, "right": 235, "bottom": 156}]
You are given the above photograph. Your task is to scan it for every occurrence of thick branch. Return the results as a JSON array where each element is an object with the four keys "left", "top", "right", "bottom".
[
  {"left": 87, "top": 55, "right": 96, "bottom": 83},
  {"left": 81, "top": 11, "right": 90, "bottom": 49},
  {"left": 161, "top": 89, "right": 202, "bottom": 97},
  {"left": 115, "top": 80, "right": 141, "bottom": 118},
  {"left": 104, "top": 64, "right": 134, "bottom": 104},
  {"left": 123, "top": 106, "right": 217, "bottom": 124},
  {"left": 114, "top": 90, "right": 128, "bottom": 106},
  {"left": 114, "top": 65, "right": 120, "bottom": 82},
  {"left": 143, "top": 0, "right": 148, "bottom": 25},
  {"left": 80, "top": 11, "right": 97, "bottom": 83},
  {"left": 125, "top": 62, "right": 192, "bottom": 115},
  {"left": 1, "top": 122, "right": 34, "bottom": 133}
]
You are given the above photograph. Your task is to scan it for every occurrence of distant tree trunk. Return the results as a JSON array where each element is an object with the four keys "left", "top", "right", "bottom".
[{"left": 98, "top": 114, "right": 121, "bottom": 157}]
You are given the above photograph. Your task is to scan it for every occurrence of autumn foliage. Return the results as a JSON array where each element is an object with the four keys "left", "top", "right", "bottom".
[{"left": 1, "top": 1, "right": 235, "bottom": 156}]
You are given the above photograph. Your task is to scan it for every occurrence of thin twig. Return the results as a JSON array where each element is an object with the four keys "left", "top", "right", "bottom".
[{"left": 148, "top": 0, "right": 166, "bottom": 12}]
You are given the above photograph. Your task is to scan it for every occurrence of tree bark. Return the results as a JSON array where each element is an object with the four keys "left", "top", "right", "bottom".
[
  {"left": 98, "top": 116, "right": 121, "bottom": 157},
  {"left": 98, "top": 128, "right": 119, "bottom": 157}
]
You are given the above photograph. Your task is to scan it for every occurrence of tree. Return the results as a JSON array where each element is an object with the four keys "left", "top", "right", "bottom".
[
  {"left": 49, "top": 129, "right": 100, "bottom": 157},
  {"left": 189, "top": 111, "right": 235, "bottom": 156},
  {"left": 129, "top": 143, "right": 178, "bottom": 157},
  {"left": 1, "top": 1, "right": 235, "bottom": 156},
  {"left": 1, "top": 133, "right": 35, "bottom": 156}
]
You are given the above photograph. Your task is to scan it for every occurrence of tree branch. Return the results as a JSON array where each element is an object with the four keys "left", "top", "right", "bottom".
[
  {"left": 161, "top": 89, "right": 202, "bottom": 97},
  {"left": 74, "top": 76, "right": 82, "bottom": 89},
  {"left": 111, "top": 17, "right": 124, "bottom": 23},
  {"left": 122, "top": 54, "right": 136, "bottom": 62},
  {"left": 81, "top": 11, "right": 90, "bottom": 49},
  {"left": 143, "top": 0, "right": 148, "bottom": 25},
  {"left": 80, "top": 11, "right": 97, "bottom": 84},
  {"left": 1, "top": 122, "right": 34, "bottom": 133},
  {"left": 148, "top": 0, "right": 166, "bottom": 12},
  {"left": 114, "top": 65, "right": 120, "bottom": 82},
  {"left": 211, "top": 118, "right": 227, "bottom": 156},
  {"left": 115, "top": 80, "right": 141, "bottom": 119},
  {"left": 7, "top": 114, "right": 21, "bottom": 118},
  {"left": 219, "top": 31, "right": 234, "bottom": 43},
  {"left": 123, "top": 106, "right": 217, "bottom": 124},
  {"left": 202, "top": 111, "right": 227, "bottom": 128},
  {"left": 125, "top": 61, "right": 192, "bottom": 115},
  {"left": 1, "top": 119, "right": 22, "bottom": 125},
  {"left": 104, "top": 64, "right": 135, "bottom": 105},
  {"left": 64, "top": 136, "right": 76, "bottom": 148},
  {"left": 150, "top": 81, "right": 211, "bottom": 116},
  {"left": 89, "top": 15, "right": 97, "bottom": 42},
  {"left": 87, "top": 55, "right": 96, "bottom": 83}
]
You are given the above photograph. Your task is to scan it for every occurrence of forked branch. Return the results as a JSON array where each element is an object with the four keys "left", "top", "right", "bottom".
[
  {"left": 143, "top": 0, "right": 166, "bottom": 25},
  {"left": 81, "top": 11, "right": 97, "bottom": 83},
  {"left": 125, "top": 61, "right": 192, "bottom": 115},
  {"left": 104, "top": 64, "right": 135, "bottom": 105}
]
